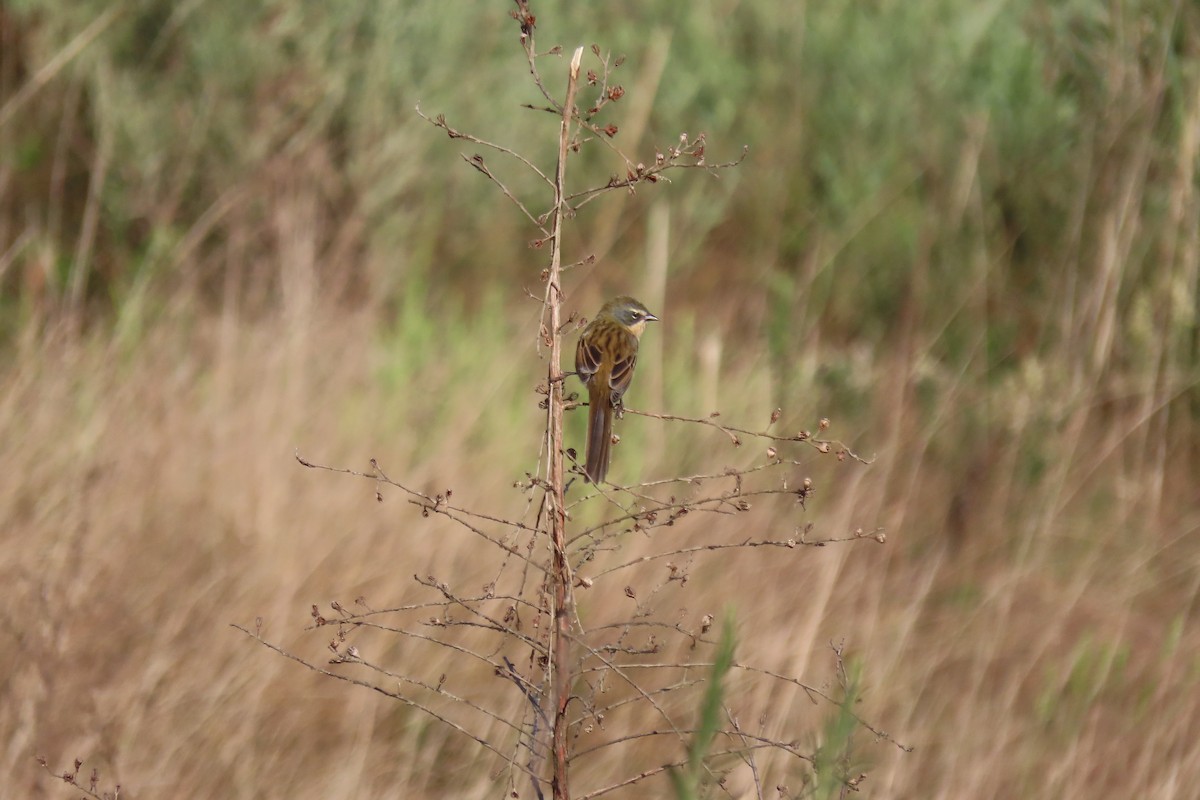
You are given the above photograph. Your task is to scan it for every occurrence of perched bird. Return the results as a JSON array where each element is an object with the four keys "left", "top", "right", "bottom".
[{"left": 575, "top": 296, "right": 659, "bottom": 483}]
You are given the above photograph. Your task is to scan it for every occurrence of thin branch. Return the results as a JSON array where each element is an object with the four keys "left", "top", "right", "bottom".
[
  {"left": 570, "top": 678, "right": 703, "bottom": 731},
  {"left": 334, "top": 650, "right": 532, "bottom": 744},
  {"left": 568, "top": 142, "right": 749, "bottom": 211},
  {"left": 512, "top": 1, "right": 562, "bottom": 112},
  {"left": 622, "top": 408, "right": 874, "bottom": 463},
  {"left": 34, "top": 757, "right": 116, "bottom": 800},
  {"left": 731, "top": 662, "right": 912, "bottom": 752},
  {"left": 295, "top": 453, "right": 548, "bottom": 573},
  {"left": 575, "top": 742, "right": 808, "bottom": 800},
  {"left": 414, "top": 574, "right": 548, "bottom": 654},
  {"left": 460, "top": 152, "right": 552, "bottom": 235},
  {"left": 545, "top": 45, "right": 585, "bottom": 800},
  {"left": 416, "top": 104, "right": 554, "bottom": 189},
  {"left": 728, "top": 709, "right": 766, "bottom": 800},
  {"left": 232, "top": 624, "right": 548, "bottom": 784},
  {"left": 585, "top": 531, "right": 885, "bottom": 581},
  {"left": 569, "top": 643, "right": 690, "bottom": 752},
  {"left": 310, "top": 592, "right": 545, "bottom": 629}
]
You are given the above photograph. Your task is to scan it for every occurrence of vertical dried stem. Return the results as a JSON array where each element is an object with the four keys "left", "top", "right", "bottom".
[{"left": 547, "top": 45, "right": 583, "bottom": 800}]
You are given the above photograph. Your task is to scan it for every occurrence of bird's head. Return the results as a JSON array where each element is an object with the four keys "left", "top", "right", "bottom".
[{"left": 602, "top": 295, "right": 659, "bottom": 337}]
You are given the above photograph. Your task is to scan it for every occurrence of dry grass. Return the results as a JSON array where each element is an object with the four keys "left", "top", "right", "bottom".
[
  {"left": 3, "top": 6, "right": 1198, "bottom": 796},
  {"left": 3, "top": 298, "right": 1197, "bottom": 799}
]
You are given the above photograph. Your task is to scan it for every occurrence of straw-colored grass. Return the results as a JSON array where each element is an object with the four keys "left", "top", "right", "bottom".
[{"left": 4, "top": 298, "right": 1197, "bottom": 798}]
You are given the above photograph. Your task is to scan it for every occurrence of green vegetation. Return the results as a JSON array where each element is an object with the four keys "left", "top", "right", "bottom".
[{"left": 670, "top": 612, "right": 736, "bottom": 800}]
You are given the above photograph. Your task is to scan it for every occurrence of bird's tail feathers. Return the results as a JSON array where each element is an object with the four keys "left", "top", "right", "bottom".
[{"left": 585, "top": 388, "right": 612, "bottom": 483}]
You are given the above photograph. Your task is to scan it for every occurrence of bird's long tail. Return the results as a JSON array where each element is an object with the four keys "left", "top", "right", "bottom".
[{"left": 585, "top": 387, "right": 612, "bottom": 483}]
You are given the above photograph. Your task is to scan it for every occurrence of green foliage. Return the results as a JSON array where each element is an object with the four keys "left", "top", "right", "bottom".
[
  {"left": 670, "top": 610, "right": 736, "bottom": 800},
  {"left": 807, "top": 655, "right": 867, "bottom": 800},
  {"left": 1035, "top": 633, "right": 1131, "bottom": 734},
  {"left": 2, "top": 0, "right": 1197, "bottom": 499},
  {"left": 368, "top": 288, "right": 535, "bottom": 470},
  {"left": 3, "top": 0, "right": 1194, "bottom": 338}
]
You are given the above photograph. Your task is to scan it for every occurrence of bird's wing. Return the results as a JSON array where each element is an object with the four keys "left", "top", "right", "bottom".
[
  {"left": 576, "top": 334, "right": 602, "bottom": 383},
  {"left": 609, "top": 340, "right": 638, "bottom": 401}
]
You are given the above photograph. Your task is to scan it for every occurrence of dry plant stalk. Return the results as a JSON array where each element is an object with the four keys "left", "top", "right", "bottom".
[
  {"left": 35, "top": 755, "right": 120, "bottom": 800},
  {"left": 237, "top": 4, "right": 904, "bottom": 798},
  {"left": 546, "top": 43, "right": 584, "bottom": 800}
]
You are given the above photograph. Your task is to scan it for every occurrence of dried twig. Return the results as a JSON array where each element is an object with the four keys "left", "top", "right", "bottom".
[{"left": 254, "top": 6, "right": 900, "bottom": 799}]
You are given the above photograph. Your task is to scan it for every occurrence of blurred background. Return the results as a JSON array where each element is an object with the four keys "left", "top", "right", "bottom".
[{"left": 2, "top": 0, "right": 1198, "bottom": 797}]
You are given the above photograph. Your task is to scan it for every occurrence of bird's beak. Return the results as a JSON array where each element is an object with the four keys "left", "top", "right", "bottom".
[{"left": 645, "top": 312, "right": 660, "bottom": 323}]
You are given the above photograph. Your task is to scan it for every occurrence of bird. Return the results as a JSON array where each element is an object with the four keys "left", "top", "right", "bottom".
[{"left": 575, "top": 296, "right": 659, "bottom": 483}]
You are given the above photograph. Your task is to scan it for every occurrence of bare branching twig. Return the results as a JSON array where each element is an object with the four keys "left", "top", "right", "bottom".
[
  {"left": 250, "top": 5, "right": 898, "bottom": 799},
  {"left": 35, "top": 756, "right": 120, "bottom": 800}
]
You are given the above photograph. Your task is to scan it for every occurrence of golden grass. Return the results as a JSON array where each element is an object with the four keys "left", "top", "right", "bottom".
[{"left": 4, "top": 305, "right": 1198, "bottom": 799}]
